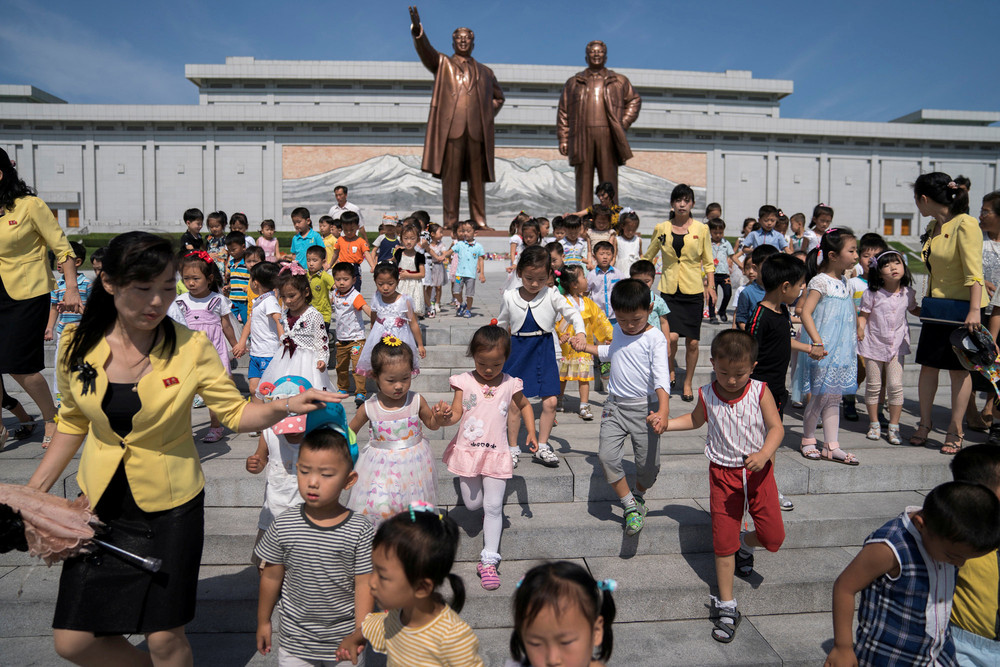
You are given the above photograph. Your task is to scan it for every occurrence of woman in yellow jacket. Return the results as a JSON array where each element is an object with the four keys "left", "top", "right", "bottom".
[
  {"left": 26, "top": 232, "right": 341, "bottom": 666},
  {"left": 910, "top": 172, "right": 989, "bottom": 454},
  {"left": 0, "top": 148, "right": 82, "bottom": 445},
  {"left": 643, "top": 184, "right": 716, "bottom": 401}
]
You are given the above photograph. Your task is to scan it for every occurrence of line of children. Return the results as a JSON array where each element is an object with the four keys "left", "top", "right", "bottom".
[{"left": 557, "top": 264, "right": 614, "bottom": 421}]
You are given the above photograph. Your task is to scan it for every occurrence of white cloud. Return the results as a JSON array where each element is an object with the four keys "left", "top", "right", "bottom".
[{"left": 0, "top": 2, "right": 194, "bottom": 104}]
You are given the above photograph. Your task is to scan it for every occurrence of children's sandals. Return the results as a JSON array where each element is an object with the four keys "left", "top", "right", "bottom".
[
  {"left": 820, "top": 442, "right": 859, "bottom": 466},
  {"left": 735, "top": 548, "right": 754, "bottom": 578},
  {"left": 709, "top": 598, "right": 742, "bottom": 643},
  {"left": 799, "top": 438, "right": 821, "bottom": 460}
]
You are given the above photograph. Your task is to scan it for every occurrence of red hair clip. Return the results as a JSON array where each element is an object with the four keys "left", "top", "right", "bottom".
[{"left": 186, "top": 250, "right": 213, "bottom": 264}]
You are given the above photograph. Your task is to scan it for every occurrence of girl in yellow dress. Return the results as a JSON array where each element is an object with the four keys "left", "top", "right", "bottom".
[{"left": 556, "top": 265, "right": 613, "bottom": 421}]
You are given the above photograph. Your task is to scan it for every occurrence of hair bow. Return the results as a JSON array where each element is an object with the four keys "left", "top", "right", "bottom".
[
  {"left": 947, "top": 181, "right": 958, "bottom": 189},
  {"left": 408, "top": 501, "right": 442, "bottom": 522},
  {"left": 554, "top": 269, "right": 561, "bottom": 277},
  {"left": 824, "top": 227, "right": 838, "bottom": 235},
  {"left": 186, "top": 250, "right": 213, "bottom": 264},
  {"left": 596, "top": 579, "right": 617, "bottom": 592},
  {"left": 381, "top": 335, "right": 402, "bottom": 347},
  {"left": 280, "top": 261, "right": 306, "bottom": 276},
  {"left": 490, "top": 318, "right": 498, "bottom": 326}
]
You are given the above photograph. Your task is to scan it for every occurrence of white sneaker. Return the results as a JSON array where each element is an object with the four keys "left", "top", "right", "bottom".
[
  {"left": 579, "top": 405, "right": 594, "bottom": 421},
  {"left": 887, "top": 424, "right": 902, "bottom": 445},
  {"left": 511, "top": 449, "right": 520, "bottom": 469}
]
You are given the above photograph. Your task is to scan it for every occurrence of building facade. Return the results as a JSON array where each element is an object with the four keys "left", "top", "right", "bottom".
[{"left": 1, "top": 59, "right": 998, "bottom": 238}]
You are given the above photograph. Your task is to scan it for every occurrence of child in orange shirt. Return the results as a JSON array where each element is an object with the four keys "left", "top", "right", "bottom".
[{"left": 332, "top": 211, "right": 374, "bottom": 292}]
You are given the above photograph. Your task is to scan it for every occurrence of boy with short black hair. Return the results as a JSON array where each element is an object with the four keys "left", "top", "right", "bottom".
[
  {"left": 332, "top": 211, "right": 373, "bottom": 292},
  {"left": 734, "top": 244, "right": 780, "bottom": 329},
  {"left": 587, "top": 240, "right": 620, "bottom": 325},
  {"left": 666, "top": 329, "right": 785, "bottom": 643},
  {"left": 225, "top": 230, "right": 250, "bottom": 324},
  {"left": 445, "top": 220, "right": 485, "bottom": 317},
  {"left": 571, "top": 279, "right": 670, "bottom": 537},
  {"left": 736, "top": 205, "right": 787, "bottom": 262},
  {"left": 255, "top": 419, "right": 374, "bottom": 665},
  {"left": 317, "top": 215, "right": 339, "bottom": 271},
  {"left": 369, "top": 218, "right": 401, "bottom": 266},
  {"left": 949, "top": 444, "right": 1000, "bottom": 663},
  {"left": 181, "top": 208, "right": 204, "bottom": 251},
  {"left": 705, "top": 202, "right": 722, "bottom": 221},
  {"left": 827, "top": 482, "right": 1000, "bottom": 666},
  {"left": 305, "top": 246, "right": 336, "bottom": 335},
  {"left": 560, "top": 215, "right": 588, "bottom": 267},
  {"left": 551, "top": 216, "right": 567, "bottom": 243},
  {"left": 629, "top": 259, "right": 671, "bottom": 343},
  {"left": 287, "top": 207, "right": 325, "bottom": 268},
  {"left": 708, "top": 218, "right": 734, "bottom": 324},
  {"left": 233, "top": 261, "right": 284, "bottom": 400},
  {"left": 331, "top": 262, "right": 372, "bottom": 405}
]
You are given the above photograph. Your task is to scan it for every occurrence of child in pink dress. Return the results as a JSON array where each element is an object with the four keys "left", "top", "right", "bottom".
[{"left": 434, "top": 322, "right": 537, "bottom": 591}]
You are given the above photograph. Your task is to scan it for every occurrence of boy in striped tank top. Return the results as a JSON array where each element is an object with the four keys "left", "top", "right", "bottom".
[{"left": 665, "top": 330, "right": 785, "bottom": 643}]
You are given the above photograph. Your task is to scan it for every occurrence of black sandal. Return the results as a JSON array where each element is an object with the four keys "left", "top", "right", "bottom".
[
  {"left": 710, "top": 603, "right": 742, "bottom": 643},
  {"left": 735, "top": 549, "right": 754, "bottom": 578},
  {"left": 12, "top": 420, "right": 37, "bottom": 441},
  {"left": 682, "top": 394, "right": 694, "bottom": 402}
]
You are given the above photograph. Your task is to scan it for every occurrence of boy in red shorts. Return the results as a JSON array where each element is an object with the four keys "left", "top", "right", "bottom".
[{"left": 665, "top": 330, "right": 785, "bottom": 644}]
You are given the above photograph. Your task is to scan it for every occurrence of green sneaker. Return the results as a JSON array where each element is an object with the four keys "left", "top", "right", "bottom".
[{"left": 624, "top": 502, "right": 647, "bottom": 536}]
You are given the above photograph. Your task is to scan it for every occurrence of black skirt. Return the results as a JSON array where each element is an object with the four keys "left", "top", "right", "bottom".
[
  {"left": 53, "top": 464, "right": 205, "bottom": 635},
  {"left": 0, "top": 275, "right": 49, "bottom": 374},
  {"left": 915, "top": 320, "right": 965, "bottom": 371},
  {"left": 663, "top": 291, "right": 704, "bottom": 341}
]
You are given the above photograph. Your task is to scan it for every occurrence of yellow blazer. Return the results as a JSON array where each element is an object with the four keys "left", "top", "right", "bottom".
[
  {"left": 56, "top": 323, "right": 249, "bottom": 512},
  {"left": 922, "top": 213, "right": 989, "bottom": 307},
  {"left": 0, "top": 196, "right": 75, "bottom": 300},
  {"left": 643, "top": 220, "right": 714, "bottom": 295}
]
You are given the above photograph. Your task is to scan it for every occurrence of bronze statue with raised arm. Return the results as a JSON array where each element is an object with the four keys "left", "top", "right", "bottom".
[
  {"left": 557, "top": 41, "right": 642, "bottom": 212},
  {"left": 409, "top": 6, "right": 505, "bottom": 230}
]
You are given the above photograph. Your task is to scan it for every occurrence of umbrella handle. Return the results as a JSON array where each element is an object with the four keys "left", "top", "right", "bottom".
[{"left": 91, "top": 538, "right": 162, "bottom": 573}]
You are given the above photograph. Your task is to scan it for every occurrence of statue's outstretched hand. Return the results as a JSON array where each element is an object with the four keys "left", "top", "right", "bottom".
[{"left": 409, "top": 6, "right": 421, "bottom": 35}]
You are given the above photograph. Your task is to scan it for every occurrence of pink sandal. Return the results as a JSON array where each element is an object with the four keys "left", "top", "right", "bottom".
[
  {"left": 477, "top": 562, "right": 501, "bottom": 590},
  {"left": 821, "top": 442, "right": 859, "bottom": 466},
  {"left": 800, "top": 438, "right": 821, "bottom": 460},
  {"left": 202, "top": 427, "right": 225, "bottom": 443}
]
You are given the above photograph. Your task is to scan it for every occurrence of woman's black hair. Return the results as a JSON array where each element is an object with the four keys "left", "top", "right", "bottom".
[
  {"left": 64, "top": 232, "right": 178, "bottom": 372},
  {"left": 809, "top": 204, "right": 834, "bottom": 228},
  {"left": 556, "top": 264, "right": 586, "bottom": 296},
  {"left": 915, "top": 174, "right": 971, "bottom": 245},
  {"left": 595, "top": 181, "right": 616, "bottom": 201},
  {"left": 866, "top": 250, "right": 913, "bottom": 291},
  {"left": 516, "top": 245, "right": 551, "bottom": 275},
  {"left": 0, "top": 148, "right": 35, "bottom": 213},
  {"left": 178, "top": 252, "right": 224, "bottom": 292},
  {"left": 373, "top": 261, "right": 400, "bottom": 282},
  {"left": 372, "top": 508, "right": 465, "bottom": 612},
  {"left": 668, "top": 184, "right": 695, "bottom": 221},
  {"left": 467, "top": 323, "right": 511, "bottom": 359},
  {"left": 805, "top": 227, "right": 856, "bottom": 282},
  {"left": 510, "top": 561, "right": 615, "bottom": 664},
  {"left": 370, "top": 338, "right": 415, "bottom": 376}
]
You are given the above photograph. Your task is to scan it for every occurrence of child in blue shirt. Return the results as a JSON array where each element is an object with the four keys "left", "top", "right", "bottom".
[
  {"left": 286, "top": 207, "right": 325, "bottom": 268},
  {"left": 735, "top": 244, "right": 780, "bottom": 329},
  {"left": 736, "top": 205, "right": 787, "bottom": 266},
  {"left": 445, "top": 220, "right": 485, "bottom": 317}
]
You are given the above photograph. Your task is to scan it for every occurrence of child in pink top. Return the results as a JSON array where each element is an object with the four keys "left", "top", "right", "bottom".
[{"left": 434, "top": 322, "right": 537, "bottom": 591}]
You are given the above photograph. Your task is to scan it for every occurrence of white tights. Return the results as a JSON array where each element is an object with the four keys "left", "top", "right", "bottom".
[
  {"left": 802, "top": 392, "right": 842, "bottom": 444},
  {"left": 459, "top": 475, "right": 506, "bottom": 565}
]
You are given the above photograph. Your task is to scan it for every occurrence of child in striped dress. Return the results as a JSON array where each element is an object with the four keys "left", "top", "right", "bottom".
[{"left": 665, "top": 330, "right": 785, "bottom": 644}]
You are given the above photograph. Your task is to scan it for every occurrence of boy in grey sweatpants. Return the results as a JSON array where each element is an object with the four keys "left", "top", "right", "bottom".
[{"left": 572, "top": 279, "right": 671, "bottom": 536}]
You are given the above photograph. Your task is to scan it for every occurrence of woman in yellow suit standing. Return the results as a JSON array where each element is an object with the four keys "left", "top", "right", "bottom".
[
  {"left": 643, "top": 184, "right": 715, "bottom": 402},
  {"left": 26, "top": 232, "right": 341, "bottom": 666}
]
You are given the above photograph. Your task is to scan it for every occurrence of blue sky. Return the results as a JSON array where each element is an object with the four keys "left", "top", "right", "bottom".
[{"left": 2, "top": 0, "right": 997, "bottom": 124}]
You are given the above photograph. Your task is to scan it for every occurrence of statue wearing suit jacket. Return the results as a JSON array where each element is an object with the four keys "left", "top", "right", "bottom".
[
  {"left": 557, "top": 41, "right": 642, "bottom": 212},
  {"left": 409, "top": 6, "right": 505, "bottom": 230}
]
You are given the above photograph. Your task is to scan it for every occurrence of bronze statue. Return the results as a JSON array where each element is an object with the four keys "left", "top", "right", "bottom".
[
  {"left": 557, "top": 41, "right": 641, "bottom": 212},
  {"left": 409, "top": 6, "right": 505, "bottom": 230}
]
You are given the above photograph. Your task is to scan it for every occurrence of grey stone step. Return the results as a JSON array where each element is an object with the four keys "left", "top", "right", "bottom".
[{"left": 0, "top": 611, "right": 841, "bottom": 667}]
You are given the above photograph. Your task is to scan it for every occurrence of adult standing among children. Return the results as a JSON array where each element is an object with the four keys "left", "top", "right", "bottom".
[
  {"left": 25, "top": 231, "right": 342, "bottom": 666},
  {"left": 327, "top": 184, "right": 366, "bottom": 236},
  {"left": 643, "top": 184, "right": 715, "bottom": 402},
  {"left": 910, "top": 172, "right": 988, "bottom": 454},
  {"left": 0, "top": 147, "right": 81, "bottom": 447}
]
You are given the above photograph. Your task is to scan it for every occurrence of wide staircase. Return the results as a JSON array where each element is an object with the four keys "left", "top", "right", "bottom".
[{"left": 0, "top": 263, "right": 966, "bottom": 666}]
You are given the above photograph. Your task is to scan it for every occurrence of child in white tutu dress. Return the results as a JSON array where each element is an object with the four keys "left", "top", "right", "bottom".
[{"left": 356, "top": 262, "right": 426, "bottom": 378}]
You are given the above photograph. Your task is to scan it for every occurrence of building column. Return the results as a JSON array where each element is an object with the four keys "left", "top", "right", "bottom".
[
  {"left": 204, "top": 140, "right": 216, "bottom": 213},
  {"left": 83, "top": 139, "right": 96, "bottom": 224},
  {"left": 868, "top": 154, "right": 880, "bottom": 234},
  {"left": 20, "top": 139, "right": 35, "bottom": 189},
  {"left": 144, "top": 139, "right": 156, "bottom": 223},
  {"left": 766, "top": 149, "right": 777, "bottom": 204},
  {"left": 818, "top": 151, "right": 830, "bottom": 205}
]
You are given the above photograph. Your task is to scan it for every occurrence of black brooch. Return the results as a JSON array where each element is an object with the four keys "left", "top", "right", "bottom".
[{"left": 72, "top": 362, "right": 98, "bottom": 396}]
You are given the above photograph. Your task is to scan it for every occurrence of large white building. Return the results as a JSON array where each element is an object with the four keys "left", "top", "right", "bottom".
[{"left": 1, "top": 58, "right": 998, "bottom": 238}]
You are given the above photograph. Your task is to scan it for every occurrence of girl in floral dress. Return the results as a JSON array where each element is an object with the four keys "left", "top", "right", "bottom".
[{"left": 347, "top": 336, "right": 440, "bottom": 526}]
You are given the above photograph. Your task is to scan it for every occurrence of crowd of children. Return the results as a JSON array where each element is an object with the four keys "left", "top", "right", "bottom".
[{"left": 23, "top": 180, "right": 1000, "bottom": 666}]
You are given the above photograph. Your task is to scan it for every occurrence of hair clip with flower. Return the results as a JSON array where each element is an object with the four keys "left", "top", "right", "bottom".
[{"left": 381, "top": 335, "right": 402, "bottom": 347}]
